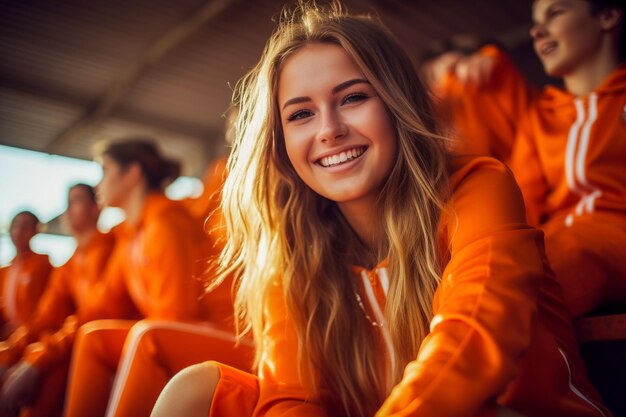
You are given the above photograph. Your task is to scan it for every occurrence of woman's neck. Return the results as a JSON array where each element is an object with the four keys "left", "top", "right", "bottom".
[
  {"left": 14, "top": 247, "right": 33, "bottom": 259},
  {"left": 75, "top": 227, "right": 96, "bottom": 248},
  {"left": 338, "top": 199, "right": 381, "bottom": 251},
  {"left": 563, "top": 43, "right": 620, "bottom": 96},
  {"left": 121, "top": 187, "right": 149, "bottom": 226}
]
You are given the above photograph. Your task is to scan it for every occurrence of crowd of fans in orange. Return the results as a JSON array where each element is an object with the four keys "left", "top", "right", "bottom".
[{"left": 0, "top": 0, "right": 624, "bottom": 416}]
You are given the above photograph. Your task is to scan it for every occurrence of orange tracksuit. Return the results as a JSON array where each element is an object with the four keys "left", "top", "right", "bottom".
[
  {"left": 436, "top": 47, "right": 626, "bottom": 318},
  {"left": 432, "top": 46, "right": 537, "bottom": 163},
  {"left": 0, "top": 231, "right": 115, "bottom": 417},
  {"left": 510, "top": 66, "right": 626, "bottom": 317},
  {"left": 0, "top": 252, "right": 52, "bottom": 338},
  {"left": 64, "top": 193, "right": 237, "bottom": 417},
  {"left": 204, "top": 157, "right": 610, "bottom": 417},
  {"left": 100, "top": 168, "right": 249, "bottom": 417}
]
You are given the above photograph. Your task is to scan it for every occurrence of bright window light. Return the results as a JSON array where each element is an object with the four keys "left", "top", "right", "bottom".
[{"left": 0, "top": 145, "right": 203, "bottom": 266}]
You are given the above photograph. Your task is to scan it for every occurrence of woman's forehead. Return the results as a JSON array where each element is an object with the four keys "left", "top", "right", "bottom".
[{"left": 278, "top": 44, "right": 365, "bottom": 99}]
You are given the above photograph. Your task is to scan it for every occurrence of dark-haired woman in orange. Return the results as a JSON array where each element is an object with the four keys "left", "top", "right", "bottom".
[{"left": 63, "top": 140, "right": 239, "bottom": 417}]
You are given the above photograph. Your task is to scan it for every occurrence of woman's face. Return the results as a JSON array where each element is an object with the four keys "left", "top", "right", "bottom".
[
  {"left": 9, "top": 213, "right": 37, "bottom": 252},
  {"left": 531, "top": 0, "right": 606, "bottom": 77},
  {"left": 65, "top": 187, "right": 98, "bottom": 234},
  {"left": 278, "top": 43, "right": 397, "bottom": 210},
  {"left": 97, "top": 155, "right": 134, "bottom": 208}
]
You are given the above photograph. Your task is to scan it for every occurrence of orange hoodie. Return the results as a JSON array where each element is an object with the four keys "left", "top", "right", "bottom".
[
  {"left": 0, "top": 231, "right": 116, "bottom": 373},
  {"left": 510, "top": 65, "right": 626, "bottom": 227},
  {"left": 0, "top": 252, "right": 52, "bottom": 333},
  {"left": 80, "top": 193, "right": 210, "bottom": 323},
  {"left": 251, "top": 157, "right": 609, "bottom": 417}
]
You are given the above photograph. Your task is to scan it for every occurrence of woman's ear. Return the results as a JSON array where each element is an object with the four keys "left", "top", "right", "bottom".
[
  {"left": 126, "top": 162, "right": 144, "bottom": 186},
  {"left": 599, "top": 7, "right": 623, "bottom": 32}
]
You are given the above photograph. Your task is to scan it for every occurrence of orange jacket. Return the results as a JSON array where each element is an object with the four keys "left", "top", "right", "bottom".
[
  {"left": 433, "top": 46, "right": 537, "bottom": 163},
  {"left": 0, "top": 251, "right": 52, "bottom": 331},
  {"left": 0, "top": 231, "right": 115, "bottom": 373},
  {"left": 510, "top": 65, "right": 626, "bottom": 227},
  {"left": 252, "top": 157, "right": 609, "bottom": 417},
  {"left": 81, "top": 193, "right": 221, "bottom": 323}
]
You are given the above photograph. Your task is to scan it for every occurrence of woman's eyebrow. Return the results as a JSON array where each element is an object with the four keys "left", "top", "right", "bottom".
[{"left": 331, "top": 78, "right": 369, "bottom": 94}]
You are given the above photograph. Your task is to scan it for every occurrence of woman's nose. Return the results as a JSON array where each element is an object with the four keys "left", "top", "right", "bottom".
[
  {"left": 530, "top": 22, "right": 547, "bottom": 40},
  {"left": 317, "top": 109, "right": 348, "bottom": 143}
]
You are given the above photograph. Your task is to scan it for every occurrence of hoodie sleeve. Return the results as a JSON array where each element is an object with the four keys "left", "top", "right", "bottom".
[
  {"left": 22, "top": 314, "right": 80, "bottom": 373},
  {"left": 508, "top": 113, "right": 549, "bottom": 227},
  {"left": 376, "top": 157, "right": 544, "bottom": 417},
  {"left": 434, "top": 45, "right": 536, "bottom": 163},
  {"left": 252, "top": 283, "right": 327, "bottom": 417},
  {"left": 0, "top": 265, "right": 72, "bottom": 368}
]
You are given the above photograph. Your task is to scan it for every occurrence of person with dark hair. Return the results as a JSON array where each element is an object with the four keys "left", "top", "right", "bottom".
[
  {"left": 62, "top": 139, "right": 237, "bottom": 417},
  {"left": 66, "top": 113, "right": 253, "bottom": 417},
  {"left": 0, "top": 184, "right": 116, "bottom": 417},
  {"left": 151, "top": 3, "right": 609, "bottom": 417},
  {"left": 428, "top": 0, "right": 626, "bottom": 319},
  {"left": 0, "top": 212, "right": 51, "bottom": 341}
]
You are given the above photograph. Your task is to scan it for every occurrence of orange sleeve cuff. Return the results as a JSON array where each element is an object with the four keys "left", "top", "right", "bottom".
[
  {"left": 0, "top": 327, "right": 31, "bottom": 368},
  {"left": 23, "top": 316, "right": 79, "bottom": 373}
]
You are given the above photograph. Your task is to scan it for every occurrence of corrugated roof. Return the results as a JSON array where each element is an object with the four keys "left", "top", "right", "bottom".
[{"left": 0, "top": 0, "right": 540, "bottom": 176}]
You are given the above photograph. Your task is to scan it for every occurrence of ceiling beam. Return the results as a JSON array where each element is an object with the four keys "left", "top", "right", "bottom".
[
  {"left": 0, "top": 76, "right": 216, "bottom": 141},
  {"left": 44, "top": 0, "right": 240, "bottom": 154}
]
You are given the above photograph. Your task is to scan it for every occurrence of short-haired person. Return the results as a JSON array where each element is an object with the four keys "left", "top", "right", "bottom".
[
  {"left": 0, "top": 212, "right": 52, "bottom": 341},
  {"left": 0, "top": 184, "right": 115, "bottom": 417},
  {"left": 427, "top": 0, "right": 626, "bottom": 318}
]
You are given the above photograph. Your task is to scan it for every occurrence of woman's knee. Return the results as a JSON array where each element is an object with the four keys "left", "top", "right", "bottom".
[{"left": 151, "top": 362, "right": 220, "bottom": 417}]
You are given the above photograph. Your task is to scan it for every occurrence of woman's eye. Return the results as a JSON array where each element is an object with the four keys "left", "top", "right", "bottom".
[
  {"left": 286, "top": 109, "right": 313, "bottom": 122},
  {"left": 546, "top": 8, "right": 563, "bottom": 20},
  {"left": 342, "top": 93, "right": 368, "bottom": 105}
]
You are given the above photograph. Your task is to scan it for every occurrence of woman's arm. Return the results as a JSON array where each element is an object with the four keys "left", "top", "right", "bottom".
[
  {"left": 377, "top": 157, "right": 543, "bottom": 417},
  {"left": 433, "top": 46, "right": 537, "bottom": 162},
  {"left": 253, "top": 283, "right": 327, "bottom": 417}
]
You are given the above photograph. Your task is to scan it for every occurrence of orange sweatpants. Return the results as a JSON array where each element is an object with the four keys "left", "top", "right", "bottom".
[
  {"left": 543, "top": 212, "right": 626, "bottom": 318},
  {"left": 64, "top": 320, "right": 254, "bottom": 417},
  {"left": 106, "top": 321, "right": 254, "bottom": 417},
  {"left": 64, "top": 320, "right": 135, "bottom": 417}
]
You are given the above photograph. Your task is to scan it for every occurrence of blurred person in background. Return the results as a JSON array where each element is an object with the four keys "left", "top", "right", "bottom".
[
  {"left": 424, "top": 0, "right": 626, "bottom": 319},
  {"left": 0, "top": 212, "right": 51, "bottom": 341},
  {"left": 62, "top": 139, "right": 238, "bottom": 417},
  {"left": 0, "top": 184, "right": 115, "bottom": 417}
]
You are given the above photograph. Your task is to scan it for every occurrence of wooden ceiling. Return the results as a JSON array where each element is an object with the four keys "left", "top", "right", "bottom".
[{"left": 0, "top": 0, "right": 544, "bottom": 176}]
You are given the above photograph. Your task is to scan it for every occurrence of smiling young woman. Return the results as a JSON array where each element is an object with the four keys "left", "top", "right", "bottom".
[{"left": 150, "top": 3, "right": 611, "bottom": 417}]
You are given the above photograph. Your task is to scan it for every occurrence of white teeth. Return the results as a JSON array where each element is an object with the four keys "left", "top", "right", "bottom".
[
  {"left": 319, "top": 147, "right": 366, "bottom": 167},
  {"left": 541, "top": 42, "right": 555, "bottom": 55}
]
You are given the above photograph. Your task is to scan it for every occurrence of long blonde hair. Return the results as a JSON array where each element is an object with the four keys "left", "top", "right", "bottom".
[{"left": 216, "top": 2, "right": 450, "bottom": 415}]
